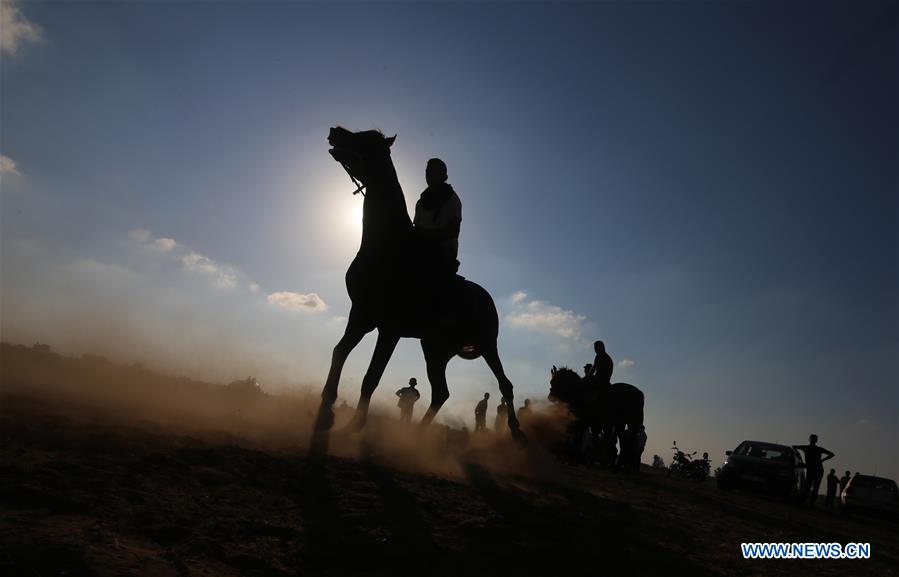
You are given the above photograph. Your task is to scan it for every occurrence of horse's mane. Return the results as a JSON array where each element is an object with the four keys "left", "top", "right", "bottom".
[
  {"left": 553, "top": 366, "right": 581, "bottom": 382},
  {"left": 334, "top": 125, "right": 387, "bottom": 139}
]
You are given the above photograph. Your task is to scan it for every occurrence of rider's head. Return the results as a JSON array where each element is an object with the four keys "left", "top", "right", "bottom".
[
  {"left": 594, "top": 340, "right": 605, "bottom": 354},
  {"left": 426, "top": 158, "right": 448, "bottom": 187},
  {"left": 409, "top": 377, "right": 417, "bottom": 387},
  {"left": 809, "top": 434, "right": 818, "bottom": 444},
  {"left": 484, "top": 392, "right": 490, "bottom": 399}
]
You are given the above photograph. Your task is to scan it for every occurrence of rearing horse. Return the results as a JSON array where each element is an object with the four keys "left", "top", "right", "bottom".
[{"left": 315, "top": 127, "right": 523, "bottom": 440}]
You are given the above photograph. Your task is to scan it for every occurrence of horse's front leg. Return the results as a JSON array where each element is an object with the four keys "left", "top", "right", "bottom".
[
  {"left": 314, "top": 321, "right": 367, "bottom": 432},
  {"left": 347, "top": 330, "right": 400, "bottom": 431}
]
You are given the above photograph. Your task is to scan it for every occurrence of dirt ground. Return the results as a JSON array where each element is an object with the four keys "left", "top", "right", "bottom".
[
  {"left": 1, "top": 392, "right": 897, "bottom": 577},
  {"left": 1, "top": 345, "right": 896, "bottom": 576}
]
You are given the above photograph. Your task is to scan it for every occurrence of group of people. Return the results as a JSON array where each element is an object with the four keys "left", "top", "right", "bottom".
[
  {"left": 396, "top": 379, "right": 537, "bottom": 435},
  {"left": 825, "top": 468, "right": 855, "bottom": 509},
  {"left": 393, "top": 349, "right": 852, "bottom": 509},
  {"left": 473, "top": 394, "right": 535, "bottom": 433}
]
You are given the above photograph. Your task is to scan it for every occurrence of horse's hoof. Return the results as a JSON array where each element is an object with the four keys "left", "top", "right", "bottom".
[{"left": 511, "top": 429, "right": 528, "bottom": 445}]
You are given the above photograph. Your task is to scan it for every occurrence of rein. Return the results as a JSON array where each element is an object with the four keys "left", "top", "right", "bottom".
[{"left": 339, "top": 160, "right": 366, "bottom": 197}]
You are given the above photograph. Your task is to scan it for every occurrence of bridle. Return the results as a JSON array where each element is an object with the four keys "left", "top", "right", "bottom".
[{"left": 338, "top": 159, "right": 366, "bottom": 197}]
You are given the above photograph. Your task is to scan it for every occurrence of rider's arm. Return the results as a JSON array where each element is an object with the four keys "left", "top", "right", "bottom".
[
  {"left": 415, "top": 224, "right": 458, "bottom": 241},
  {"left": 588, "top": 355, "right": 600, "bottom": 377},
  {"left": 822, "top": 449, "right": 835, "bottom": 461},
  {"left": 414, "top": 194, "right": 461, "bottom": 241}
]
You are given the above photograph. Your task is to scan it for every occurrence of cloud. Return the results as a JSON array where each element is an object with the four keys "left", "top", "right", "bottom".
[
  {"left": 1, "top": 1, "right": 42, "bottom": 55},
  {"left": 505, "top": 291, "right": 587, "bottom": 340},
  {"left": 180, "top": 252, "right": 237, "bottom": 288},
  {"left": 267, "top": 291, "right": 328, "bottom": 313},
  {"left": 129, "top": 228, "right": 151, "bottom": 242},
  {"left": 130, "top": 229, "right": 238, "bottom": 288},
  {"left": 857, "top": 419, "right": 872, "bottom": 426},
  {"left": 618, "top": 359, "right": 635, "bottom": 369},
  {"left": 0, "top": 155, "right": 21, "bottom": 176},
  {"left": 128, "top": 230, "right": 325, "bottom": 311},
  {"left": 152, "top": 238, "right": 176, "bottom": 252}
]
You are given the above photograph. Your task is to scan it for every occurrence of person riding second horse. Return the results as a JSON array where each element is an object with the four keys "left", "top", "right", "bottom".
[{"left": 586, "top": 340, "right": 614, "bottom": 385}]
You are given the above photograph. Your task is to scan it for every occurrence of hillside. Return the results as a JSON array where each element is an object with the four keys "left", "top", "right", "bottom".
[{"left": 1, "top": 344, "right": 896, "bottom": 576}]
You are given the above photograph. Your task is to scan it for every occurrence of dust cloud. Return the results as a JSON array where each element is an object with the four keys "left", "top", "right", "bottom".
[{"left": 0, "top": 342, "right": 574, "bottom": 482}]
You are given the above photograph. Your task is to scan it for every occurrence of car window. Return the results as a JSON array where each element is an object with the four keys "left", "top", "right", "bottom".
[
  {"left": 853, "top": 476, "right": 899, "bottom": 492},
  {"left": 736, "top": 443, "right": 790, "bottom": 461}
]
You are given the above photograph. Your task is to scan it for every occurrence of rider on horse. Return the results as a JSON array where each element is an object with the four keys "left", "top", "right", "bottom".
[
  {"left": 413, "top": 158, "right": 462, "bottom": 277},
  {"left": 413, "top": 158, "right": 462, "bottom": 320}
]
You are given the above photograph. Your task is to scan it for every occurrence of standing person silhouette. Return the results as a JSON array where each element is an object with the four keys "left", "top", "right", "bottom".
[
  {"left": 793, "top": 434, "right": 834, "bottom": 506},
  {"left": 587, "top": 340, "right": 613, "bottom": 384},
  {"left": 495, "top": 397, "right": 509, "bottom": 433},
  {"left": 395, "top": 378, "right": 420, "bottom": 423},
  {"left": 413, "top": 158, "right": 462, "bottom": 277},
  {"left": 838, "top": 470, "right": 851, "bottom": 507},
  {"left": 474, "top": 393, "right": 489, "bottom": 432},
  {"left": 517, "top": 398, "right": 533, "bottom": 423},
  {"left": 825, "top": 469, "right": 839, "bottom": 508}
]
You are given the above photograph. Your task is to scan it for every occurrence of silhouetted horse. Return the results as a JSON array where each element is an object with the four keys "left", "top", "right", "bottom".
[
  {"left": 548, "top": 366, "right": 644, "bottom": 470},
  {"left": 315, "top": 127, "right": 523, "bottom": 440}
]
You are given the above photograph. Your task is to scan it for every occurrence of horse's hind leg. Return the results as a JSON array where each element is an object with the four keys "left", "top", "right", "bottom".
[
  {"left": 315, "top": 321, "right": 368, "bottom": 432},
  {"left": 347, "top": 330, "right": 399, "bottom": 431},
  {"left": 419, "top": 341, "right": 453, "bottom": 428},
  {"left": 482, "top": 347, "right": 526, "bottom": 442}
]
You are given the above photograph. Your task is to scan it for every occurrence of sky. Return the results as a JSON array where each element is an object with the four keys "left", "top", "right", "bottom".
[{"left": 1, "top": 1, "right": 896, "bottom": 478}]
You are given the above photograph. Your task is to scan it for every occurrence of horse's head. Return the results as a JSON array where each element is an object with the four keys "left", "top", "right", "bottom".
[
  {"left": 328, "top": 126, "right": 396, "bottom": 187},
  {"left": 548, "top": 365, "right": 582, "bottom": 404}
]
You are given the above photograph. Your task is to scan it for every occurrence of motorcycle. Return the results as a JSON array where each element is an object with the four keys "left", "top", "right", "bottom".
[{"left": 668, "top": 441, "right": 708, "bottom": 482}]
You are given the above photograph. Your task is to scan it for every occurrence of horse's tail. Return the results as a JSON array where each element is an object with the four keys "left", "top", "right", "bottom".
[{"left": 611, "top": 382, "right": 645, "bottom": 428}]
